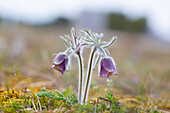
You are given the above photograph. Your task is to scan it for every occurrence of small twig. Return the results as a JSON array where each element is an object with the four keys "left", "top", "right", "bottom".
[
  {"left": 37, "top": 96, "right": 42, "bottom": 111},
  {"left": 98, "top": 97, "right": 114, "bottom": 107},
  {"left": 98, "top": 97, "right": 111, "bottom": 103}
]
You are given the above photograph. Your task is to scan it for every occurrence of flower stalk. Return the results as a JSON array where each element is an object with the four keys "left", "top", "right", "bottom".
[
  {"left": 83, "top": 48, "right": 96, "bottom": 103},
  {"left": 77, "top": 53, "right": 83, "bottom": 103}
]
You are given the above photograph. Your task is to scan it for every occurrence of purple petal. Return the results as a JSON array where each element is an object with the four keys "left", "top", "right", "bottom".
[
  {"left": 99, "top": 66, "right": 109, "bottom": 78},
  {"left": 64, "top": 57, "right": 69, "bottom": 71},
  {"left": 113, "top": 66, "right": 117, "bottom": 75},
  {"left": 50, "top": 65, "right": 55, "bottom": 69},
  {"left": 57, "top": 61, "right": 65, "bottom": 74},
  {"left": 101, "top": 58, "right": 113, "bottom": 72},
  {"left": 53, "top": 53, "right": 67, "bottom": 65}
]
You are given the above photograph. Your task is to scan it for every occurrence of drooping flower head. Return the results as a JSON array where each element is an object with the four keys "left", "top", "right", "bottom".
[
  {"left": 51, "top": 53, "right": 68, "bottom": 74},
  {"left": 99, "top": 57, "right": 117, "bottom": 78}
]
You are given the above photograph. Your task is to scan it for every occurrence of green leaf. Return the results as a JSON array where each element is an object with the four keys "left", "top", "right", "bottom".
[
  {"left": 63, "top": 87, "right": 78, "bottom": 105},
  {"left": 84, "top": 104, "right": 93, "bottom": 110},
  {"left": 82, "top": 38, "right": 94, "bottom": 43},
  {"left": 84, "top": 29, "right": 92, "bottom": 36},
  {"left": 91, "top": 32, "right": 96, "bottom": 40},
  {"left": 55, "top": 96, "right": 65, "bottom": 101},
  {"left": 103, "top": 37, "right": 117, "bottom": 48},
  {"left": 90, "top": 43, "right": 96, "bottom": 47},
  {"left": 28, "top": 99, "right": 32, "bottom": 105},
  {"left": 41, "top": 88, "right": 46, "bottom": 92},
  {"left": 60, "top": 36, "right": 70, "bottom": 47},
  {"left": 96, "top": 37, "right": 99, "bottom": 43},
  {"left": 54, "top": 90, "right": 63, "bottom": 97},
  {"left": 7, "top": 85, "right": 9, "bottom": 92},
  {"left": 37, "top": 89, "right": 55, "bottom": 99},
  {"left": 99, "top": 42, "right": 107, "bottom": 46},
  {"left": 101, "top": 103, "right": 106, "bottom": 111},
  {"left": 63, "top": 87, "right": 73, "bottom": 97}
]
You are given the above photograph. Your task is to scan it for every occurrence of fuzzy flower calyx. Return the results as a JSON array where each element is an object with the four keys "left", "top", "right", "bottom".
[{"left": 60, "top": 27, "right": 88, "bottom": 56}]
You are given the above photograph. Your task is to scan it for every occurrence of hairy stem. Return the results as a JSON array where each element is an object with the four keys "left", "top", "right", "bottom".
[
  {"left": 77, "top": 53, "right": 83, "bottom": 103},
  {"left": 83, "top": 48, "right": 96, "bottom": 103}
]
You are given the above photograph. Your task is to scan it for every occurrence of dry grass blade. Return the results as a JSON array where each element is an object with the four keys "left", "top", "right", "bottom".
[
  {"left": 32, "top": 99, "right": 38, "bottom": 112},
  {"left": 65, "top": 108, "right": 75, "bottom": 113},
  {"left": 37, "top": 96, "right": 42, "bottom": 111},
  {"left": 14, "top": 66, "right": 24, "bottom": 91}
]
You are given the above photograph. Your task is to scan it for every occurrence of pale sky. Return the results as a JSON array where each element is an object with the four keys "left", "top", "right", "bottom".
[{"left": 0, "top": 0, "right": 170, "bottom": 41}]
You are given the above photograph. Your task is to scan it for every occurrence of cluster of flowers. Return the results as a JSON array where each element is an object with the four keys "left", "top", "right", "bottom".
[{"left": 51, "top": 28, "right": 117, "bottom": 104}]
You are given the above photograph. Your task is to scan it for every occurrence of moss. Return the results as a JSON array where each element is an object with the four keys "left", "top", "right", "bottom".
[{"left": 0, "top": 88, "right": 164, "bottom": 112}]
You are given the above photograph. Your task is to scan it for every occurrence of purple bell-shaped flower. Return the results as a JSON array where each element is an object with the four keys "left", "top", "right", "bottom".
[
  {"left": 51, "top": 53, "right": 68, "bottom": 74},
  {"left": 99, "top": 57, "right": 117, "bottom": 78}
]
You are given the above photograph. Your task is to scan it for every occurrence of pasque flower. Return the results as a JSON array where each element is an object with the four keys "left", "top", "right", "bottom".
[
  {"left": 50, "top": 53, "right": 68, "bottom": 74},
  {"left": 51, "top": 28, "right": 118, "bottom": 104},
  {"left": 99, "top": 57, "right": 117, "bottom": 78}
]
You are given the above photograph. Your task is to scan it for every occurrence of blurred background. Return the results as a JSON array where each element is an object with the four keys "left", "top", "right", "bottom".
[{"left": 0, "top": 0, "right": 169, "bottom": 107}]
